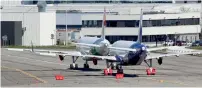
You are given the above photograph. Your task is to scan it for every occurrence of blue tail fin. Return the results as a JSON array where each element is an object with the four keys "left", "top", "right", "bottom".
[{"left": 137, "top": 9, "right": 143, "bottom": 43}]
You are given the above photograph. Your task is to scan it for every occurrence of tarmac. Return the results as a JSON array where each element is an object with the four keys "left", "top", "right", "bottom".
[{"left": 1, "top": 48, "right": 202, "bottom": 87}]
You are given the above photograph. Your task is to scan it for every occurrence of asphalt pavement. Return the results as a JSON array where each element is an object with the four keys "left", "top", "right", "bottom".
[{"left": 1, "top": 48, "right": 202, "bottom": 87}]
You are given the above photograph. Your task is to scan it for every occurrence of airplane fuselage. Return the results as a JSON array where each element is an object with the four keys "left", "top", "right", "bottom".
[
  {"left": 110, "top": 40, "right": 147, "bottom": 66},
  {"left": 76, "top": 37, "right": 110, "bottom": 59}
]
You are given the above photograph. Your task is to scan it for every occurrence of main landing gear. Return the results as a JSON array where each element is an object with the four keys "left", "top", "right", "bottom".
[
  {"left": 103, "top": 61, "right": 124, "bottom": 79},
  {"left": 144, "top": 59, "right": 156, "bottom": 75},
  {"left": 116, "top": 64, "right": 124, "bottom": 79},
  {"left": 69, "top": 56, "right": 79, "bottom": 69},
  {"left": 110, "top": 62, "right": 118, "bottom": 70},
  {"left": 83, "top": 60, "right": 89, "bottom": 69}
]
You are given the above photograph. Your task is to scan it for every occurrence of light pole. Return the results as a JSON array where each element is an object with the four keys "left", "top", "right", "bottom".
[{"left": 65, "top": 9, "right": 68, "bottom": 46}]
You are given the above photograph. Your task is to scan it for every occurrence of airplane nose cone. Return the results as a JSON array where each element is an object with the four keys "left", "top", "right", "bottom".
[{"left": 142, "top": 47, "right": 146, "bottom": 50}]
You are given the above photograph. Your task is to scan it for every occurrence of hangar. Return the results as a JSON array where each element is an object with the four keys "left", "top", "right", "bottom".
[{"left": 1, "top": 1, "right": 56, "bottom": 46}]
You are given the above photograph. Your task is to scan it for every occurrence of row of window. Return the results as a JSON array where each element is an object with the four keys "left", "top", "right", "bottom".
[
  {"left": 23, "top": 0, "right": 201, "bottom": 4},
  {"left": 82, "top": 18, "right": 200, "bottom": 27},
  {"left": 89, "top": 35, "right": 197, "bottom": 43},
  {"left": 23, "top": 1, "right": 172, "bottom": 4}
]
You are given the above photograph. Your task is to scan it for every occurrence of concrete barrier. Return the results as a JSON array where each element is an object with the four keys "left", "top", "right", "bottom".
[
  {"left": 6, "top": 48, "right": 24, "bottom": 51},
  {"left": 37, "top": 53, "right": 57, "bottom": 56}
]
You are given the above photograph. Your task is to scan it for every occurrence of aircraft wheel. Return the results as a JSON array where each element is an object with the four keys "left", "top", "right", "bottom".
[
  {"left": 111, "top": 63, "right": 116, "bottom": 70},
  {"left": 70, "top": 64, "right": 74, "bottom": 69},
  {"left": 117, "top": 69, "right": 123, "bottom": 74},
  {"left": 84, "top": 64, "right": 89, "bottom": 69},
  {"left": 75, "top": 64, "right": 78, "bottom": 69}
]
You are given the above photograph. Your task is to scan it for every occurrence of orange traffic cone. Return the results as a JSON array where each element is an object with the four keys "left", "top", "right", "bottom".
[
  {"left": 116, "top": 74, "right": 124, "bottom": 79},
  {"left": 55, "top": 74, "right": 64, "bottom": 80}
]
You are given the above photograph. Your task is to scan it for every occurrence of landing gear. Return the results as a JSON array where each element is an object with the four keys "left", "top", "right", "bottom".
[
  {"left": 70, "top": 63, "right": 78, "bottom": 69},
  {"left": 110, "top": 62, "right": 117, "bottom": 70},
  {"left": 116, "top": 64, "right": 123, "bottom": 74},
  {"left": 144, "top": 59, "right": 156, "bottom": 75},
  {"left": 83, "top": 64, "right": 89, "bottom": 68},
  {"left": 83, "top": 60, "right": 89, "bottom": 69},
  {"left": 69, "top": 56, "right": 79, "bottom": 70},
  {"left": 116, "top": 64, "right": 124, "bottom": 79}
]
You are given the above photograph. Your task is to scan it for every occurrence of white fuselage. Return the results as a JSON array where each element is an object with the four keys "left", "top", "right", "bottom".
[{"left": 76, "top": 37, "right": 110, "bottom": 56}]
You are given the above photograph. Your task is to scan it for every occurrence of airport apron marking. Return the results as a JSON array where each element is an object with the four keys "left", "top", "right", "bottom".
[
  {"left": 146, "top": 77, "right": 188, "bottom": 86},
  {"left": 1, "top": 66, "right": 48, "bottom": 83},
  {"left": 6, "top": 54, "right": 69, "bottom": 66}
]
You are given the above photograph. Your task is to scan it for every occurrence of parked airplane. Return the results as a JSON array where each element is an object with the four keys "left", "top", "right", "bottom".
[
  {"left": 58, "top": 7, "right": 137, "bottom": 70},
  {"left": 57, "top": 9, "right": 202, "bottom": 77}
]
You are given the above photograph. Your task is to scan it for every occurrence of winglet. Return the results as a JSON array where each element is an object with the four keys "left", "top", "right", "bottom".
[
  {"left": 137, "top": 9, "right": 143, "bottom": 43},
  {"left": 101, "top": 7, "right": 106, "bottom": 40}
]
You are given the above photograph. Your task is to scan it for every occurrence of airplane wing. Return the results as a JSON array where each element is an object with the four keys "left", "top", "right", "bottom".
[
  {"left": 59, "top": 52, "right": 117, "bottom": 61},
  {"left": 75, "top": 43, "right": 100, "bottom": 47},
  {"left": 146, "top": 46, "right": 202, "bottom": 60},
  {"left": 147, "top": 46, "right": 202, "bottom": 53},
  {"left": 56, "top": 51, "right": 118, "bottom": 61},
  {"left": 32, "top": 49, "right": 117, "bottom": 61}
]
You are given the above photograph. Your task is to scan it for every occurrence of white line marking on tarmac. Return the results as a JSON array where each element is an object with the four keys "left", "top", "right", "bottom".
[{"left": 5, "top": 54, "right": 68, "bottom": 66}]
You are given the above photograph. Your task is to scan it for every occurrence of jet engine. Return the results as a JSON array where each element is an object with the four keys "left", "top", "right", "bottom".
[
  {"left": 59, "top": 55, "right": 64, "bottom": 61},
  {"left": 92, "top": 58, "right": 98, "bottom": 65},
  {"left": 157, "top": 57, "right": 163, "bottom": 65}
]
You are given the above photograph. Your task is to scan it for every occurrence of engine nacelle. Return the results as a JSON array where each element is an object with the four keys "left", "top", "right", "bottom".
[
  {"left": 92, "top": 58, "right": 98, "bottom": 65},
  {"left": 175, "top": 55, "right": 179, "bottom": 57},
  {"left": 157, "top": 57, "right": 163, "bottom": 65},
  {"left": 59, "top": 55, "right": 64, "bottom": 61}
]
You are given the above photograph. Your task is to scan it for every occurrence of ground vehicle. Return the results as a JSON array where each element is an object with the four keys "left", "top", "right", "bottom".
[
  {"left": 173, "top": 41, "right": 187, "bottom": 46},
  {"left": 163, "top": 40, "right": 174, "bottom": 46},
  {"left": 192, "top": 40, "right": 202, "bottom": 46}
]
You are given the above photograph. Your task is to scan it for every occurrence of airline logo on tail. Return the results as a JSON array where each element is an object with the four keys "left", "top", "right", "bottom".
[{"left": 103, "top": 7, "right": 106, "bottom": 27}]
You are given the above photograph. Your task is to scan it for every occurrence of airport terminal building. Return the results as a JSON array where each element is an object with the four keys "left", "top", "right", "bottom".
[{"left": 1, "top": 0, "right": 202, "bottom": 45}]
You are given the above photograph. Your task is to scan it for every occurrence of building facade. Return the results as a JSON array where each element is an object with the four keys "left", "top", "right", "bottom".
[
  {"left": 1, "top": 12, "right": 56, "bottom": 46},
  {"left": 1, "top": 0, "right": 201, "bottom": 45}
]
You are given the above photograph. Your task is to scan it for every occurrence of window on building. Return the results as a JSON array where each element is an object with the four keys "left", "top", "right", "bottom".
[
  {"left": 82, "top": 18, "right": 199, "bottom": 28},
  {"left": 117, "top": 21, "right": 125, "bottom": 27},
  {"left": 125, "top": 21, "right": 135, "bottom": 27},
  {"left": 179, "top": 19, "right": 186, "bottom": 25},
  {"left": 135, "top": 21, "right": 139, "bottom": 27},
  {"left": 108, "top": 21, "right": 117, "bottom": 27},
  {"left": 93, "top": 20, "right": 97, "bottom": 27},
  {"left": 198, "top": 0, "right": 201, "bottom": 3},
  {"left": 83, "top": 21, "right": 85, "bottom": 27},
  {"left": 143, "top": 20, "right": 152, "bottom": 27},
  {"left": 88, "top": 20, "right": 92, "bottom": 27},
  {"left": 97, "top": 21, "right": 102, "bottom": 27}
]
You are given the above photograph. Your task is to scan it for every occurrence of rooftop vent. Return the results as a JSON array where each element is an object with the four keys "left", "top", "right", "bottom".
[{"left": 37, "top": 1, "right": 47, "bottom": 12}]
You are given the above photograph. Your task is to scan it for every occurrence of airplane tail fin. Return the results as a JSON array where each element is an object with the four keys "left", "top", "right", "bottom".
[
  {"left": 137, "top": 9, "right": 143, "bottom": 43},
  {"left": 101, "top": 7, "right": 106, "bottom": 40}
]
